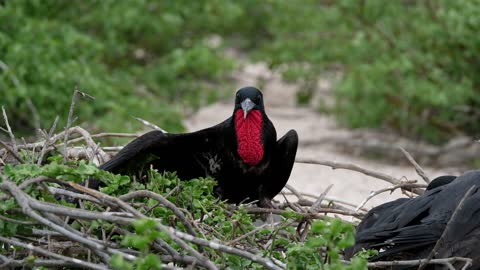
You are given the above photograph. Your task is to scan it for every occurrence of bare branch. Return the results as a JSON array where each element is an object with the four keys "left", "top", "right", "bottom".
[
  {"left": 310, "top": 184, "right": 333, "bottom": 213},
  {"left": 0, "top": 236, "right": 109, "bottom": 270},
  {"left": 63, "top": 87, "right": 95, "bottom": 163},
  {"left": 355, "top": 182, "right": 426, "bottom": 212},
  {"left": 133, "top": 116, "right": 168, "bottom": 133},
  {"left": 119, "top": 190, "right": 197, "bottom": 237},
  {"left": 2, "top": 106, "right": 17, "bottom": 153},
  {"left": 399, "top": 146, "right": 430, "bottom": 184},
  {"left": 37, "top": 116, "right": 59, "bottom": 165},
  {"left": 0, "top": 140, "right": 24, "bottom": 163},
  {"left": 294, "top": 157, "right": 422, "bottom": 194}
]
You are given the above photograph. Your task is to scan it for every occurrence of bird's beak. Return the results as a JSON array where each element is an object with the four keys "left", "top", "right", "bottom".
[{"left": 241, "top": 98, "right": 256, "bottom": 119}]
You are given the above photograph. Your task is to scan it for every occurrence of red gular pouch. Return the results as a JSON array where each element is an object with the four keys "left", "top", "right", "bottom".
[{"left": 234, "top": 109, "right": 264, "bottom": 166}]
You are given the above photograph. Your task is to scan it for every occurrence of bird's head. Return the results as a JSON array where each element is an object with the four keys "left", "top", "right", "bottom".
[
  {"left": 234, "top": 87, "right": 265, "bottom": 119},
  {"left": 233, "top": 87, "right": 266, "bottom": 166}
]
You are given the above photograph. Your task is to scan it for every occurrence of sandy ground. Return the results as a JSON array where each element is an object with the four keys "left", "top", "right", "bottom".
[{"left": 184, "top": 62, "right": 462, "bottom": 210}]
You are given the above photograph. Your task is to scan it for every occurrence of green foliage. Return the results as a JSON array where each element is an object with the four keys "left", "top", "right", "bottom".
[
  {"left": 231, "top": 0, "right": 480, "bottom": 144},
  {"left": 286, "top": 219, "right": 366, "bottom": 270},
  {"left": 2, "top": 0, "right": 478, "bottom": 143},
  {"left": 1, "top": 158, "right": 370, "bottom": 269},
  {"left": 0, "top": 0, "right": 237, "bottom": 135}
]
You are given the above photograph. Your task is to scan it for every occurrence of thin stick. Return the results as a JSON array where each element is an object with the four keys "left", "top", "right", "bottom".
[
  {"left": 245, "top": 206, "right": 363, "bottom": 219},
  {"left": 0, "top": 140, "right": 24, "bottom": 163},
  {"left": 341, "top": 257, "right": 472, "bottom": 269},
  {"left": 1, "top": 106, "right": 17, "bottom": 153},
  {"left": 63, "top": 87, "right": 80, "bottom": 163},
  {"left": 37, "top": 116, "right": 59, "bottom": 166},
  {"left": 0, "top": 236, "right": 109, "bottom": 270},
  {"left": 310, "top": 184, "right": 333, "bottom": 213},
  {"left": 294, "top": 157, "right": 421, "bottom": 194},
  {"left": 133, "top": 117, "right": 168, "bottom": 133},
  {"left": 355, "top": 182, "right": 425, "bottom": 212},
  {"left": 119, "top": 190, "right": 197, "bottom": 237},
  {"left": 399, "top": 146, "right": 430, "bottom": 184},
  {"left": 63, "top": 88, "right": 94, "bottom": 163}
]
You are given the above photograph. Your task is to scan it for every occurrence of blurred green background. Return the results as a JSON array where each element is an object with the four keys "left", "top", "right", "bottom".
[{"left": 1, "top": 0, "right": 479, "bottom": 144}]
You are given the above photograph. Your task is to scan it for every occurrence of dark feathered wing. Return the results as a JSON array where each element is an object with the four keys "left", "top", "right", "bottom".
[
  {"left": 351, "top": 171, "right": 480, "bottom": 261},
  {"left": 261, "top": 129, "right": 298, "bottom": 200},
  {"left": 89, "top": 126, "right": 225, "bottom": 189}
]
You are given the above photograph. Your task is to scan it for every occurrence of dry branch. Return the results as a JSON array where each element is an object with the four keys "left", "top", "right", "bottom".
[{"left": 399, "top": 146, "right": 430, "bottom": 184}]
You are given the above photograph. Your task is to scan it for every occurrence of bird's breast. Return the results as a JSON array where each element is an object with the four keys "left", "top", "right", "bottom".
[{"left": 234, "top": 110, "right": 265, "bottom": 166}]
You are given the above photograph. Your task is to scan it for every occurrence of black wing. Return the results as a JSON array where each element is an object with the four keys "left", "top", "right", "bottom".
[
  {"left": 260, "top": 129, "right": 298, "bottom": 201},
  {"left": 89, "top": 124, "right": 226, "bottom": 189},
  {"left": 436, "top": 188, "right": 480, "bottom": 266}
]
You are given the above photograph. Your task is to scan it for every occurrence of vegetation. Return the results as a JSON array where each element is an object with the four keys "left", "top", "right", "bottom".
[
  {"left": 241, "top": 0, "right": 480, "bottom": 144},
  {"left": 0, "top": 0, "right": 237, "bottom": 135},
  {"left": 0, "top": 151, "right": 369, "bottom": 269},
  {"left": 2, "top": 1, "right": 479, "bottom": 143}
]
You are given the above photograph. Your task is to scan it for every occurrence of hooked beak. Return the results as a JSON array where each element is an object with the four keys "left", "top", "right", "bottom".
[{"left": 241, "top": 98, "right": 256, "bottom": 119}]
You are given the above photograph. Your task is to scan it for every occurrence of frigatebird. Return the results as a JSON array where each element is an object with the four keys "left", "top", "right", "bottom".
[
  {"left": 345, "top": 175, "right": 457, "bottom": 260},
  {"left": 345, "top": 171, "right": 480, "bottom": 268},
  {"left": 88, "top": 87, "right": 298, "bottom": 207}
]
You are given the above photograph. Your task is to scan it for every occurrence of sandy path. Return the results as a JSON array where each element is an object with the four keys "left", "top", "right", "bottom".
[{"left": 184, "top": 62, "right": 462, "bottom": 209}]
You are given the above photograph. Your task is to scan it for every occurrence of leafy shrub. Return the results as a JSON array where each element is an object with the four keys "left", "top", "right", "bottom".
[
  {"left": 0, "top": 0, "right": 236, "bottom": 135},
  {"left": 0, "top": 155, "right": 368, "bottom": 269},
  {"left": 231, "top": 0, "right": 480, "bottom": 144}
]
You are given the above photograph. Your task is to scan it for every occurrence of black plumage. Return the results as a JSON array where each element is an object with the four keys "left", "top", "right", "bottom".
[
  {"left": 89, "top": 87, "right": 298, "bottom": 207},
  {"left": 345, "top": 175, "right": 457, "bottom": 260},
  {"left": 345, "top": 171, "right": 480, "bottom": 267}
]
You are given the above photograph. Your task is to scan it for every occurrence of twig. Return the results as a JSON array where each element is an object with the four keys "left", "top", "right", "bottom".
[
  {"left": 355, "top": 182, "right": 426, "bottom": 212},
  {"left": 342, "top": 257, "right": 472, "bottom": 269},
  {"left": 133, "top": 116, "right": 168, "bottom": 133},
  {"left": 227, "top": 223, "right": 276, "bottom": 246},
  {"left": 399, "top": 146, "right": 430, "bottom": 184},
  {"left": 294, "top": 157, "right": 422, "bottom": 194},
  {"left": 245, "top": 206, "right": 363, "bottom": 219},
  {"left": 2, "top": 106, "right": 18, "bottom": 153},
  {"left": 37, "top": 116, "right": 59, "bottom": 166},
  {"left": 0, "top": 140, "right": 24, "bottom": 163},
  {"left": 0, "top": 214, "right": 36, "bottom": 225},
  {"left": 284, "top": 184, "right": 305, "bottom": 201},
  {"left": 47, "top": 186, "right": 102, "bottom": 204},
  {"left": 310, "top": 184, "right": 333, "bottom": 213},
  {"left": 418, "top": 185, "right": 477, "bottom": 270},
  {"left": 0, "top": 236, "right": 109, "bottom": 270},
  {"left": 119, "top": 190, "right": 197, "bottom": 237},
  {"left": 284, "top": 192, "right": 368, "bottom": 212},
  {"left": 63, "top": 88, "right": 94, "bottom": 163}
]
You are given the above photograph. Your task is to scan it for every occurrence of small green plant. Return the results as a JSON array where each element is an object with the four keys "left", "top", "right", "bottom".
[{"left": 286, "top": 219, "right": 367, "bottom": 270}]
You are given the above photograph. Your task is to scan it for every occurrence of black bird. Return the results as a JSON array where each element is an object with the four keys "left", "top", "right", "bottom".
[
  {"left": 435, "top": 188, "right": 480, "bottom": 270},
  {"left": 89, "top": 87, "right": 298, "bottom": 207},
  {"left": 424, "top": 175, "right": 457, "bottom": 191},
  {"left": 345, "top": 175, "right": 457, "bottom": 259},
  {"left": 345, "top": 171, "right": 479, "bottom": 266}
]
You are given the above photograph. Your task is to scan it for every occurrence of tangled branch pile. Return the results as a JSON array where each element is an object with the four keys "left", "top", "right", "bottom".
[
  {"left": 0, "top": 121, "right": 370, "bottom": 269},
  {"left": 0, "top": 107, "right": 472, "bottom": 269}
]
